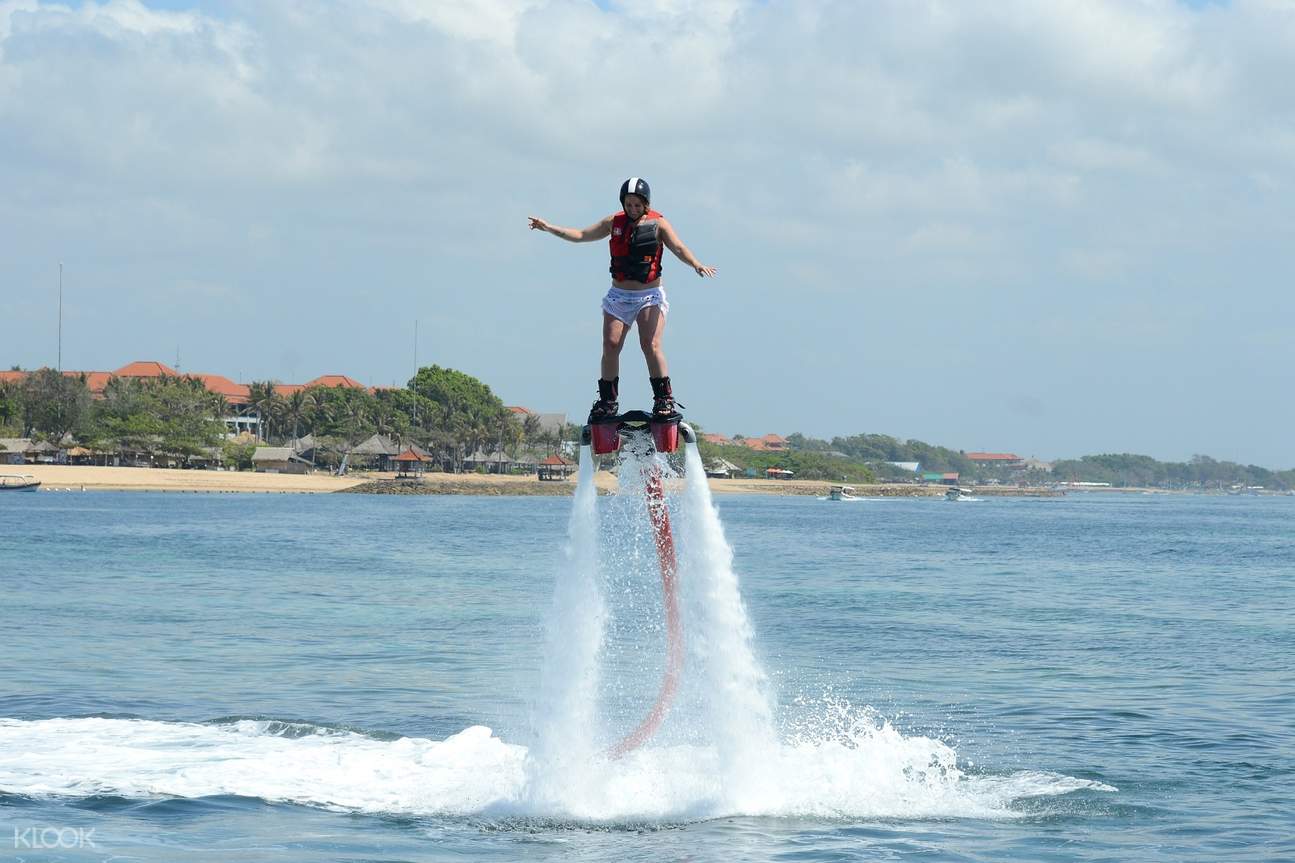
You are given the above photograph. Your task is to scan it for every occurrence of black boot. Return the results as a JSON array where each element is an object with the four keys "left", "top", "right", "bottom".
[
  {"left": 650, "top": 376, "right": 679, "bottom": 418},
  {"left": 589, "top": 377, "right": 619, "bottom": 422}
]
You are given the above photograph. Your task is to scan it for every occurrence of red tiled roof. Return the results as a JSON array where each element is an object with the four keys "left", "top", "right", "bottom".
[
  {"left": 738, "top": 433, "right": 788, "bottom": 451},
  {"left": 303, "top": 374, "right": 365, "bottom": 389},
  {"left": 966, "top": 452, "right": 1022, "bottom": 461},
  {"left": 508, "top": 406, "right": 533, "bottom": 415},
  {"left": 702, "top": 433, "right": 733, "bottom": 445},
  {"left": 541, "top": 454, "right": 571, "bottom": 466},
  {"left": 114, "top": 360, "right": 178, "bottom": 378},
  {"left": 1, "top": 369, "right": 115, "bottom": 395},
  {"left": 192, "top": 373, "right": 250, "bottom": 404},
  {"left": 7, "top": 361, "right": 385, "bottom": 404},
  {"left": 79, "top": 371, "right": 113, "bottom": 393},
  {"left": 392, "top": 447, "right": 431, "bottom": 462}
]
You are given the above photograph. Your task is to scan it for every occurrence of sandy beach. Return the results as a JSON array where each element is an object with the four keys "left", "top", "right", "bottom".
[
  {"left": 11, "top": 464, "right": 1064, "bottom": 497},
  {"left": 16, "top": 464, "right": 367, "bottom": 493}
]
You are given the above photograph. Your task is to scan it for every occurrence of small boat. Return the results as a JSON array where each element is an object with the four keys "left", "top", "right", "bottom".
[
  {"left": 828, "top": 484, "right": 856, "bottom": 501},
  {"left": 945, "top": 487, "right": 976, "bottom": 501},
  {"left": 0, "top": 473, "right": 41, "bottom": 492}
]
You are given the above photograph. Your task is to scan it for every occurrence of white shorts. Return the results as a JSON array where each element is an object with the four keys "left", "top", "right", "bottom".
[{"left": 602, "top": 285, "right": 669, "bottom": 325}]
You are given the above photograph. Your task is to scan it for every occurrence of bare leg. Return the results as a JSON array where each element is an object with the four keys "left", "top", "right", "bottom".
[
  {"left": 636, "top": 305, "right": 668, "bottom": 378},
  {"left": 601, "top": 313, "right": 632, "bottom": 379}
]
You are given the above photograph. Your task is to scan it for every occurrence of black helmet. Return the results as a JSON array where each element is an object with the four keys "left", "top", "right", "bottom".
[{"left": 619, "top": 177, "right": 651, "bottom": 207}]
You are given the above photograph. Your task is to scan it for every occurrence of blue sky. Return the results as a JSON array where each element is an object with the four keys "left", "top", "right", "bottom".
[{"left": 3, "top": 0, "right": 1292, "bottom": 467}]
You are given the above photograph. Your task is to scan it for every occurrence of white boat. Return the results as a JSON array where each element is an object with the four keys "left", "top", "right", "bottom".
[
  {"left": 0, "top": 473, "right": 41, "bottom": 492},
  {"left": 828, "top": 484, "right": 856, "bottom": 501},
  {"left": 945, "top": 487, "right": 979, "bottom": 501}
]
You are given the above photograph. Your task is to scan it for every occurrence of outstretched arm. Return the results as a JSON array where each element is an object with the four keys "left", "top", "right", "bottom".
[
  {"left": 658, "top": 218, "right": 717, "bottom": 277},
  {"left": 528, "top": 214, "right": 613, "bottom": 243}
]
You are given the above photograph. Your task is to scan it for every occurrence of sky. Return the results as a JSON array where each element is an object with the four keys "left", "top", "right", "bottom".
[{"left": 2, "top": 0, "right": 1293, "bottom": 467}]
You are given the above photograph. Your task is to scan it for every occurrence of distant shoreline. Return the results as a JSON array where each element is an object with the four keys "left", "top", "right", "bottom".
[{"left": 12, "top": 464, "right": 1076, "bottom": 497}]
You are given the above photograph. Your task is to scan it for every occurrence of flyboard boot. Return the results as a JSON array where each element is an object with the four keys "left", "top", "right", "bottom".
[
  {"left": 588, "top": 377, "right": 622, "bottom": 455},
  {"left": 582, "top": 376, "right": 692, "bottom": 456},
  {"left": 649, "top": 376, "right": 682, "bottom": 452}
]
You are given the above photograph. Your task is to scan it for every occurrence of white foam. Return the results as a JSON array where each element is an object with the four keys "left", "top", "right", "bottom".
[
  {"left": 0, "top": 713, "right": 1112, "bottom": 821},
  {"left": 0, "top": 718, "right": 525, "bottom": 815}
]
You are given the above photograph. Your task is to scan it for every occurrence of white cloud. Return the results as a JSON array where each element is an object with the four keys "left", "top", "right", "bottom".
[{"left": 3, "top": 0, "right": 1295, "bottom": 463}]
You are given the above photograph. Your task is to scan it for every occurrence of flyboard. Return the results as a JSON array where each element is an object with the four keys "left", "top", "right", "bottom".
[{"left": 582, "top": 409, "right": 696, "bottom": 757}]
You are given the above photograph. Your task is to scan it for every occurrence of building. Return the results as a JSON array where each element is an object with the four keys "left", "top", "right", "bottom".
[
  {"left": 508, "top": 407, "right": 569, "bottom": 439},
  {"left": 349, "top": 434, "right": 400, "bottom": 471},
  {"left": 742, "top": 434, "right": 788, "bottom": 452},
  {"left": 705, "top": 458, "right": 743, "bottom": 479},
  {"left": 1, "top": 361, "right": 380, "bottom": 440},
  {"left": 965, "top": 452, "right": 1024, "bottom": 468},
  {"left": 702, "top": 433, "right": 734, "bottom": 447},
  {"left": 287, "top": 434, "right": 319, "bottom": 464},
  {"left": 391, "top": 447, "right": 433, "bottom": 478},
  {"left": 537, "top": 453, "right": 573, "bottom": 481},
  {"left": 464, "top": 450, "right": 514, "bottom": 474},
  {"left": 0, "top": 438, "right": 33, "bottom": 465},
  {"left": 251, "top": 446, "right": 311, "bottom": 474}
]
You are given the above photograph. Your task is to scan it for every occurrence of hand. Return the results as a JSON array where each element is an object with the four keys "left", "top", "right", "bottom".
[
  {"left": 694, "top": 264, "right": 717, "bottom": 277},
  {"left": 528, "top": 216, "right": 550, "bottom": 232}
]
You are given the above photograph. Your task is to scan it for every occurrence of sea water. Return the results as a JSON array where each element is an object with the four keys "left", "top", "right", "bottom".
[{"left": 0, "top": 481, "right": 1292, "bottom": 861}]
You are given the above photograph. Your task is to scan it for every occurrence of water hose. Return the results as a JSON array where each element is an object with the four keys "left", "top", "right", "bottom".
[{"left": 608, "top": 464, "right": 684, "bottom": 757}]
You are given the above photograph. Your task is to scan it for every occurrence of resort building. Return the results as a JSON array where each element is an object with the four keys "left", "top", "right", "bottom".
[
  {"left": 507, "top": 406, "right": 568, "bottom": 438},
  {"left": 741, "top": 434, "right": 789, "bottom": 452},
  {"left": 349, "top": 434, "right": 400, "bottom": 471},
  {"left": 0, "top": 438, "right": 34, "bottom": 465},
  {"left": 1, "top": 361, "right": 377, "bottom": 441},
  {"left": 251, "top": 446, "right": 311, "bottom": 474},
  {"left": 965, "top": 452, "right": 1024, "bottom": 468}
]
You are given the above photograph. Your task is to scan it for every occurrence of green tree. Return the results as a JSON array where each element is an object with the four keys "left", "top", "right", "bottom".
[
  {"left": 0, "top": 380, "right": 21, "bottom": 434},
  {"left": 409, "top": 365, "right": 513, "bottom": 468},
  {"left": 220, "top": 439, "right": 257, "bottom": 470},
  {"left": 247, "top": 381, "right": 284, "bottom": 442},
  {"left": 283, "top": 388, "right": 317, "bottom": 440},
  {"left": 20, "top": 368, "right": 91, "bottom": 441}
]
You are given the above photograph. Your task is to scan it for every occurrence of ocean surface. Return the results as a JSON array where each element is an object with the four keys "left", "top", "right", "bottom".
[{"left": 1, "top": 468, "right": 1292, "bottom": 862}]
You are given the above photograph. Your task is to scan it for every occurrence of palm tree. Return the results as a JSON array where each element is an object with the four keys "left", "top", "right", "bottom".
[
  {"left": 521, "top": 413, "right": 541, "bottom": 449},
  {"left": 374, "top": 400, "right": 399, "bottom": 441},
  {"left": 284, "top": 388, "right": 317, "bottom": 441},
  {"left": 343, "top": 397, "right": 372, "bottom": 443},
  {"left": 247, "top": 381, "right": 283, "bottom": 442}
]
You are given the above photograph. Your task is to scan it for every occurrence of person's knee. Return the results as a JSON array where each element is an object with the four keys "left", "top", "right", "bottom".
[
  {"left": 639, "top": 331, "right": 662, "bottom": 354},
  {"left": 603, "top": 333, "right": 626, "bottom": 355}
]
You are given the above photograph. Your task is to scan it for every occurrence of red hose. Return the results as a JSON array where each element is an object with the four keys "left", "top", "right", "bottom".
[{"left": 608, "top": 465, "right": 684, "bottom": 757}]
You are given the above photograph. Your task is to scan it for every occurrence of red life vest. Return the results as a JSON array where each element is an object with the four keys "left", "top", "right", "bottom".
[{"left": 609, "top": 209, "right": 665, "bottom": 283}]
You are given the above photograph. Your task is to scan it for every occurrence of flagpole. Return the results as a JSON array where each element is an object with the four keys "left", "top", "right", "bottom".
[{"left": 58, "top": 262, "right": 64, "bottom": 371}]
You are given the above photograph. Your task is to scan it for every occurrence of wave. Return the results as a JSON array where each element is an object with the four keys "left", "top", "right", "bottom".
[{"left": 0, "top": 715, "right": 1113, "bottom": 823}]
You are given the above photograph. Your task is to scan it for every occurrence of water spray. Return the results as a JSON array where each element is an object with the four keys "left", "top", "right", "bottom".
[{"left": 582, "top": 411, "right": 695, "bottom": 757}]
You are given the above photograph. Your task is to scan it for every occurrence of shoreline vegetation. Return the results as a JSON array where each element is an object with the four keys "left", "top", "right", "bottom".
[
  {"left": 5, "top": 362, "right": 1292, "bottom": 492},
  {"left": 7, "top": 463, "right": 1165, "bottom": 497}
]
